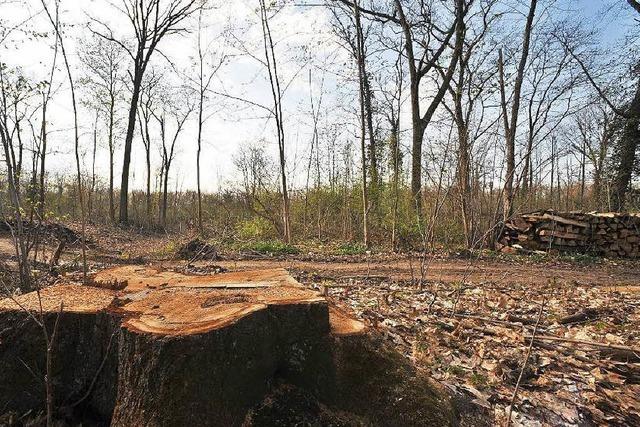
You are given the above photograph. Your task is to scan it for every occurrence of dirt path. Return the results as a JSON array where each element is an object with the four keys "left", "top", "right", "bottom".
[
  {"left": 0, "top": 230, "right": 636, "bottom": 288},
  {"left": 219, "top": 258, "right": 640, "bottom": 288}
]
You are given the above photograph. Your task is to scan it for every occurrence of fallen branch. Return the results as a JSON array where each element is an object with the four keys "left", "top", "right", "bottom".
[
  {"left": 68, "top": 330, "right": 117, "bottom": 408},
  {"left": 557, "top": 308, "right": 602, "bottom": 325},
  {"left": 506, "top": 313, "right": 537, "bottom": 325},
  {"left": 525, "top": 334, "right": 640, "bottom": 354},
  {"left": 452, "top": 312, "right": 542, "bottom": 330}
]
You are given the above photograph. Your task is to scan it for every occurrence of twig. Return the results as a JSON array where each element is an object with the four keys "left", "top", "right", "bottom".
[
  {"left": 506, "top": 295, "right": 546, "bottom": 427},
  {"left": 68, "top": 330, "right": 117, "bottom": 408},
  {"left": 451, "top": 312, "right": 544, "bottom": 331}
]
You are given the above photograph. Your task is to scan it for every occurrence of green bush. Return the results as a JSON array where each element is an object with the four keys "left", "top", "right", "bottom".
[
  {"left": 336, "top": 242, "right": 369, "bottom": 255},
  {"left": 236, "top": 217, "right": 276, "bottom": 240}
]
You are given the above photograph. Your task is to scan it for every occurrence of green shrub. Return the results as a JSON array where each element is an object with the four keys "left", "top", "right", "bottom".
[
  {"left": 336, "top": 242, "right": 369, "bottom": 255},
  {"left": 236, "top": 217, "right": 276, "bottom": 240}
]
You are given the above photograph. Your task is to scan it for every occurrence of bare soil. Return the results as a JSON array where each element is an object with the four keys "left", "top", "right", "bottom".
[{"left": 217, "top": 257, "right": 640, "bottom": 289}]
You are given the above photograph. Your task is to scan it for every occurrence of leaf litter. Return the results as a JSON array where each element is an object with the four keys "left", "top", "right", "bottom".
[{"left": 306, "top": 272, "right": 640, "bottom": 426}]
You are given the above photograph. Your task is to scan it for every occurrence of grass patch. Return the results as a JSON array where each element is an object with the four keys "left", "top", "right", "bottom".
[
  {"left": 447, "top": 365, "right": 466, "bottom": 377},
  {"left": 484, "top": 248, "right": 604, "bottom": 265},
  {"left": 469, "top": 372, "right": 488, "bottom": 389},
  {"left": 336, "top": 242, "right": 369, "bottom": 255},
  {"left": 238, "top": 240, "right": 299, "bottom": 255}
]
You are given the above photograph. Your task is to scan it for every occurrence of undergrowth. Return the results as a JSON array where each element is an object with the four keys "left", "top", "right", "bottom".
[{"left": 237, "top": 240, "right": 300, "bottom": 255}]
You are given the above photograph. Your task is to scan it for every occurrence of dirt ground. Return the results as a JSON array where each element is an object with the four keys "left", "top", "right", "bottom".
[
  {"left": 218, "top": 257, "right": 640, "bottom": 289},
  {"left": 1, "top": 226, "right": 639, "bottom": 426}
]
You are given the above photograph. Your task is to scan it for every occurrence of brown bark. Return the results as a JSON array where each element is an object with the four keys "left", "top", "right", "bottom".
[
  {"left": 394, "top": 0, "right": 465, "bottom": 215},
  {"left": 108, "top": 92, "right": 116, "bottom": 223},
  {"left": 119, "top": 73, "right": 142, "bottom": 224},
  {"left": 40, "top": 0, "right": 87, "bottom": 282},
  {"left": 90, "top": 0, "right": 200, "bottom": 224},
  {"left": 0, "top": 81, "right": 32, "bottom": 290},
  {"left": 611, "top": 81, "right": 640, "bottom": 210}
]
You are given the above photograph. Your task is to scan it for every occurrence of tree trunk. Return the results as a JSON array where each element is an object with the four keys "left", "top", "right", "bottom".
[
  {"left": 259, "top": 0, "right": 291, "bottom": 243},
  {"left": 457, "top": 127, "right": 472, "bottom": 248},
  {"left": 108, "top": 95, "right": 115, "bottom": 223},
  {"left": 363, "top": 70, "right": 377, "bottom": 189},
  {"left": 352, "top": 0, "right": 369, "bottom": 247},
  {"left": 145, "top": 146, "right": 151, "bottom": 223},
  {"left": 0, "top": 267, "right": 452, "bottom": 426},
  {"left": 197, "top": 95, "right": 204, "bottom": 233},
  {"left": 38, "top": 98, "right": 48, "bottom": 220},
  {"left": 162, "top": 164, "right": 169, "bottom": 228},
  {"left": 119, "top": 71, "right": 143, "bottom": 224},
  {"left": 611, "top": 81, "right": 640, "bottom": 211},
  {"left": 390, "top": 127, "right": 401, "bottom": 251},
  {"left": 89, "top": 110, "right": 98, "bottom": 219},
  {"left": 499, "top": 0, "right": 537, "bottom": 222},
  {"left": 521, "top": 132, "right": 534, "bottom": 193}
]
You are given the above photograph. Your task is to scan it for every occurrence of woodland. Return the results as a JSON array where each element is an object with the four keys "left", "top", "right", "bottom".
[
  {"left": 0, "top": 0, "right": 639, "bottom": 426},
  {"left": 0, "top": 0, "right": 638, "bottom": 250}
]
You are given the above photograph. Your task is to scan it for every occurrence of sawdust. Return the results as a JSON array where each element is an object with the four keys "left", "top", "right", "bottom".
[{"left": 0, "top": 284, "right": 116, "bottom": 313}]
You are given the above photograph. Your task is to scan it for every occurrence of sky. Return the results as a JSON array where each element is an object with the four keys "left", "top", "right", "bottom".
[
  {"left": 0, "top": 0, "right": 637, "bottom": 193},
  {"left": 1, "top": 0, "right": 345, "bottom": 193}
]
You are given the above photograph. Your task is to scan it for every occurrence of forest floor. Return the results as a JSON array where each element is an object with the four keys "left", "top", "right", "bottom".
[{"left": 0, "top": 223, "right": 638, "bottom": 426}]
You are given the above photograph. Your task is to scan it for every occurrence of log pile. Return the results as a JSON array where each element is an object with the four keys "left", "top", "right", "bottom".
[{"left": 498, "top": 210, "right": 640, "bottom": 258}]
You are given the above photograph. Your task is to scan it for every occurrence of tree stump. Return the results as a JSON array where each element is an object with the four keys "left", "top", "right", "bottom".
[{"left": 0, "top": 267, "right": 454, "bottom": 426}]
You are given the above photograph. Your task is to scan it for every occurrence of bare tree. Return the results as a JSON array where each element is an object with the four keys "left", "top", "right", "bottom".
[
  {"left": 89, "top": 0, "right": 200, "bottom": 224},
  {"left": 330, "top": 0, "right": 381, "bottom": 245},
  {"left": 40, "top": 0, "right": 87, "bottom": 282},
  {"left": 519, "top": 25, "right": 580, "bottom": 197},
  {"left": 37, "top": 22, "right": 59, "bottom": 221},
  {"left": 258, "top": 0, "right": 291, "bottom": 243},
  {"left": 192, "top": 6, "right": 224, "bottom": 233},
  {"left": 377, "top": 45, "right": 404, "bottom": 250},
  {"left": 153, "top": 93, "right": 193, "bottom": 228},
  {"left": 498, "top": 0, "right": 538, "bottom": 221},
  {"left": 571, "top": 102, "right": 618, "bottom": 209},
  {"left": 0, "top": 64, "right": 32, "bottom": 291},
  {"left": 137, "top": 70, "right": 162, "bottom": 225},
  {"left": 352, "top": 0, "right": 371, "bottom": 246},
  {"left": 340, "top": 0, "right": 466, "bottom": 214},
  {"left": 89, "top": 109, "right": 99, "bottom": 217},
  {"left": 442, "top": 0, "right": 500, "bottom": 248},
  {"left": 558, "top": 1, "right": 640, "bottom": 210},
  {"left": 79, "top": 34, "right": 124, "bottom": 223}
]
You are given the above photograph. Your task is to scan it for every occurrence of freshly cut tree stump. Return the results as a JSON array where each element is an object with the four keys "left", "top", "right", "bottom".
[{"left": 0, "top": 267, "right": 455, "bottom": 426}]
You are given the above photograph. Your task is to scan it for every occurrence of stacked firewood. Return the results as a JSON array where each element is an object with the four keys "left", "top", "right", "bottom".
[{"left": 498, "top": 210, "right": 640, "bottom": 258}]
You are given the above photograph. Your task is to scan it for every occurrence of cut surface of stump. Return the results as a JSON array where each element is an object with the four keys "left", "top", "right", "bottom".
[{"left": 1, "top": 266, "right": 455, "bottom": 426}]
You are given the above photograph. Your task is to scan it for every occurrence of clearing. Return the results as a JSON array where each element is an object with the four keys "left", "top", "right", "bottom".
[{"left": 0, "top": 226, "right": 638, "bottom": 426}]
